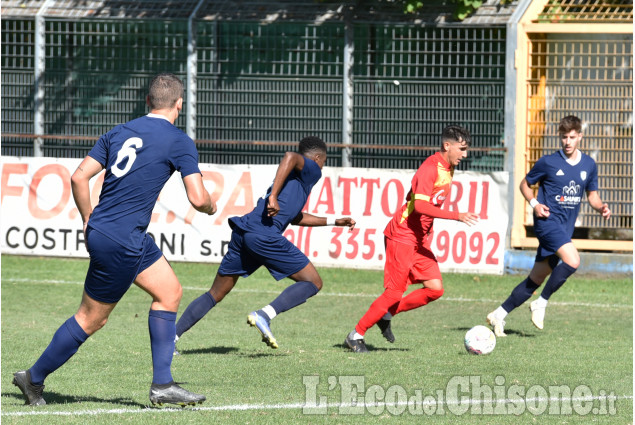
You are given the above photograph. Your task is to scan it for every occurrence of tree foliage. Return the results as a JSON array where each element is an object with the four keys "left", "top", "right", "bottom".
[{"left": 403, "top": 0, "right": 513, "bottom": 21}]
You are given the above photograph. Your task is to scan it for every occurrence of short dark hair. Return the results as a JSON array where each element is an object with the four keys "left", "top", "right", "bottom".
[
  {"left": 441, "top": 125, "right": 471, "bottom": 147},
  {"left": 558, "top": 115, "right": 582, "bottom": 135},
  {"left": 148, "top": 73, "right": 184, "bottom": 110},
  {"left": 299, "top": 136, "right": 327, "bottom": 156}
]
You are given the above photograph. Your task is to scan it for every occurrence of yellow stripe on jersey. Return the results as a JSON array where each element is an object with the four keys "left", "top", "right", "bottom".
[
  {"left": 400, "top": 197, "right": 415, "bottom": 224},
  {"left": 436, "top": 164, "right": 453, "bottom": 186},
  {"left": 400, "top": 193, "right": 427, "bottom": 223}
]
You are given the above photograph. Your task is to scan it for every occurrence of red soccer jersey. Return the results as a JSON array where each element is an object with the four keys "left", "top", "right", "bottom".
[{"left": 384, "top": 151, "right": 454, "bottom": 246}]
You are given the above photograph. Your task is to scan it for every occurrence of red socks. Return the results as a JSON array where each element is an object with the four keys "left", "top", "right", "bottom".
[
  {"left": 388, "top": 287, "right": 444, "bottom": 316},
  {"left": 355, "top": 287, "right": 445, "bottom": 336},
  {"left": 355, "top": 289, "right": 402, "bottom": 335}
]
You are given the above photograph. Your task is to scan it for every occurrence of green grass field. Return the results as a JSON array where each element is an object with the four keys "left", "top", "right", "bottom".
[{"left": 1, "top": 254, "right": 632, "bottom": 424}]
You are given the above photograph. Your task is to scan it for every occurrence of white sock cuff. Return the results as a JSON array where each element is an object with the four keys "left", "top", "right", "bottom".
[
  {"left": 494, "top": 306, "right": 508, "bottom": 319},
  {"left": 262, "top": 305, "right": 277, "bottom": 320}
]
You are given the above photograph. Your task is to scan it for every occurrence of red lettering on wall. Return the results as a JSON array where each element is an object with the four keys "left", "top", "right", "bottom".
[
  {"left": 1, "top": 163, "right": 28, "bottom": 204},
  {"left": 360, "top": 178, "right": 380, "bottom": 216},
  {"left": 338, "top": 177, "right": 357, "bottom": 215},
  {"left": 28, "top": 164, "right": 71, "bottom": 219},
  {"left": 443, "top": 181, "right": 462, "bottom": 212},
  {"left": 184, "top": 171, "right": 225, "bottom": 225},
  {"left": 479, "top": 181, "right": 489, "bottom": 219},
  {"left": 311, "top": 177, "right": 335, "bottom": 214},
  {"left": 467, "top": 180, "right": 489, "bottom": 219},
  {"left": 214, "top": 171, "right": 253, "bottom": 225},
  {"left": 381, "top": 179, "right": 405, "bottom": 217}
]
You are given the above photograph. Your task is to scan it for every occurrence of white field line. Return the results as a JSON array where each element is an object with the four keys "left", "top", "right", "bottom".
[
  {"left": 1, "top": 395, "right": 632, "bottom": 417},
  {"left": 2, "top": 277, "right": 632, "bottom": 309}
]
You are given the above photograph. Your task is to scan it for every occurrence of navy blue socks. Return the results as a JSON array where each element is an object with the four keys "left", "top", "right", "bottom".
[
  {"left": 148, "top": 310, "right": 177, "bottom": 385},
  {"left": 540, "top": 262, "right": 577, "bottom": 300},
  {"left": 269, "top": 281, "right": 319, "bottom": 316},
  {"left": 175, "top": 292, "right": 217, "bottom": 337},
  {"left": 29, "top": 316, "right": 89, "bottom": 386},
  {"left": 501, "top": 277, "right": 540, "bottom": 313}
]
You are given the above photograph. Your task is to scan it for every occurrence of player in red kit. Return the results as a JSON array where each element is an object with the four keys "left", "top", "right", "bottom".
[{"left": 345, "top": 125, "right": 479, "bottom": 353}]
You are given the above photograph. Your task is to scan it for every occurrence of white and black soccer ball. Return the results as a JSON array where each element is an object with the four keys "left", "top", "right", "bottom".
[{"left": 464, "top": 325, "right": 496, "bottom": 355}]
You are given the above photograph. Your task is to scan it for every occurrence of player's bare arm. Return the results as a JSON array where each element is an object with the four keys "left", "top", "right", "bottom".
[
  {"left": 457, "top": 212, "right": 479, "bottom": 226},
  {"left": 520, "top": 177, "right": 550, "bottom": 218},
  {"left": 71, "top": 156, "right": 104, "bottom": 232},
  {"left": 291, "top": 212, "right": 356, "bottom": 230},
  {"left": 183, "top": 173, "right": 216, "bottom": 215},
  {"left": 587, "top": 190, "right": 611, "bottom": 220},
  {"left": 267, "top": 152, "right": 306, "bottom": 217}
]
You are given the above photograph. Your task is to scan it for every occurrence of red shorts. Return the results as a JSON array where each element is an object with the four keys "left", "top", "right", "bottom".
[{"left": 383, "top": 237, "right": 441, "bottom": 292}]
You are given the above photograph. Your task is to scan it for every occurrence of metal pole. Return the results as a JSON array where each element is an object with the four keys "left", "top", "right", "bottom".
[
  {"left": 187, "top": 0, "right": 207, "bottom": 140},
  {"left": 34, "top": 0, "right": 54, "bottom": 157},
  {"left": 342, "top": 14, "right": 354, "bottom": 167},
  {"left": 504, "top": 0, "right": 533, "bottom": 248}
]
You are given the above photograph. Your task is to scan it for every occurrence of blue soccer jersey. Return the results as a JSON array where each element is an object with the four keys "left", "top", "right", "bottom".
[
  {"left": 229, "top": 157, "right": 322, "bottom": 234},
  {"left": 87, "top": 114, "right": 201, "bottom": 250},
  {"left": 526, "top": 150, "right": 598, "bottom": 241}
]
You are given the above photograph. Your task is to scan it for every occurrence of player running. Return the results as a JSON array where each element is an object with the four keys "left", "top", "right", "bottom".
[
  {"left": 174, "top": 136, "right": 356, "bottom": 350},
  {"left": 12, "top": 73, "right": 216, "bottom": 407},
  {"left": 345, "top": 125, "right": 479, "bottom": 353},
  {"left": 487, "top": 115, "right": 611, "bottom": 336}
]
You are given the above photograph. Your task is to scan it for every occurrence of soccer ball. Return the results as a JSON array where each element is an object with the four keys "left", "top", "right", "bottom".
[{"left": 464, "top": 325, "right": 496, "bottom": 355}]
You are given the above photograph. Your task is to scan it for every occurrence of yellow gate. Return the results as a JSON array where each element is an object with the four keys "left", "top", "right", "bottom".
[{"left": 511, "top": 0, "right": 633, "bottom": 251}]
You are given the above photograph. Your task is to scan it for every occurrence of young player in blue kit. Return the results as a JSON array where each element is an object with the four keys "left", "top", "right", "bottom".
[
  {"left": 487, "top": 115, "right": 611, "bottom": 336},
  {"left": 12, "top": 73, "right": 217, "bottom": 407},
  {"left": 174, "top": 137, "right": 356, "bottom": 350}
]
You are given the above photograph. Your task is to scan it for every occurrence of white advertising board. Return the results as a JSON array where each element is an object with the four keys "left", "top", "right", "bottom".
[{"left": 1, "top": 157, "right": 508, "bottom": 274}]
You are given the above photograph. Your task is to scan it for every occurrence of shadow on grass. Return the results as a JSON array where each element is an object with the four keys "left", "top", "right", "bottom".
[
  {"left": 334, "top": 343, "right": 409, "bottom": 353},
  {"left": 237, "top": 351, "right": 291, "bottom": 358},
  {"left": 453, "top": 326, "right": 536, "bottom": 338},
  {"left": 178, "top": 346, "right": 240, "bottom": 355},
  {"left": 5, "top": 390, "right": 146, "bottom": 408}
]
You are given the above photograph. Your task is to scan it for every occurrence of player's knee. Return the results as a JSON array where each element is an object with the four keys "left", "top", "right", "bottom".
[
  {"left": 84, "top": 316, "right": 108, "bottom": 335},
  {"left": 96, "top": 317, "right": 108, "bottom": 330},
  {"left": 528, "top": 273, "right": 546, "bottom": 285},
  {"left": 565, "top": 257, "right": 580, "bottom": 270},
  {"left": 428, "top": 287, "right": 444, "bottom": 301},
  {"left": 312, "top": 278, "right": 323, "bottom": 291},
  {"left": 384, "top": 288, "right": 404, "bottom": 302},
  {"left": 172, "top": 285, "right": 183, "bottom": 303}
]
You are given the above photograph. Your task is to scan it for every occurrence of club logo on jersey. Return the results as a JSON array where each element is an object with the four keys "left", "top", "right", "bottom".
[
  {"left": 556, "top": 169, "right": 565, "bottom": 176},
  {"left": 580, "top": 171, "right": 587, "bottom": 181},
  {"left": 432, "top": 189, "right": 446, "bottom": 205},
  {"left": 555, "top": 180, "right": 581, "bottom": 208}
]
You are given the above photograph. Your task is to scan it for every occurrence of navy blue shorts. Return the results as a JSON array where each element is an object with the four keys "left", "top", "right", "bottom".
[
  {"left": 218, "top": 228, "right": 309, "bottom": 281},
  {"left": 84, "top": 228, "right": 163, "bottom": 303},
  {"left": 534, "top": 219, "right": 570, "bottom": 264}
]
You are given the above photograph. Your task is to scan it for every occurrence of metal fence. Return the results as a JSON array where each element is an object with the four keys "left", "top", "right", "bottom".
[
  {"left": 526, "top": 33, "right": 633, "bottom": 231},
  {"left": 2, "top": 5, "right": 508, "bottom": 171}
]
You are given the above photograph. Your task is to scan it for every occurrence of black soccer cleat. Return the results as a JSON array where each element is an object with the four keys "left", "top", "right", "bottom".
[
  {"left": 377, "top": 318, "right": 395, "bottom": 343},
  {"left": 149, "top": 382, "right": 206, "bottom": 407},
  {"left": 12, "top": 370, "right": 46, "bottom": 406},
  {"left": 345, "top": 334, "right": 369, "bottom": 353}
]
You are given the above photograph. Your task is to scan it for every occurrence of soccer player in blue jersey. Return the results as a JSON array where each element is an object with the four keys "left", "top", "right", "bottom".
[
  {"left": 12, "top": 73, "right": 217, "bottom": 407},
  {"left": 174, "top": 136, "right": 356, "bottom": 350},
  {"left": 487, "top": 115, "right": 611, "bottom": 336}
]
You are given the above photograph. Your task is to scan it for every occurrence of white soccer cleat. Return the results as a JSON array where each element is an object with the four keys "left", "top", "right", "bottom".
[
  {"left": 529, "top": 300, "right": 545, "bottom": 330},
  {"left": 486, "top": 312, "right": 507, "bottom": 337}
]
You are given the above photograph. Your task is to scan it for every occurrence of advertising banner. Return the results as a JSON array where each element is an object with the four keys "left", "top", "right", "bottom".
[{"left": 1, "top": 157, "right": 508, "bottom": 274}]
